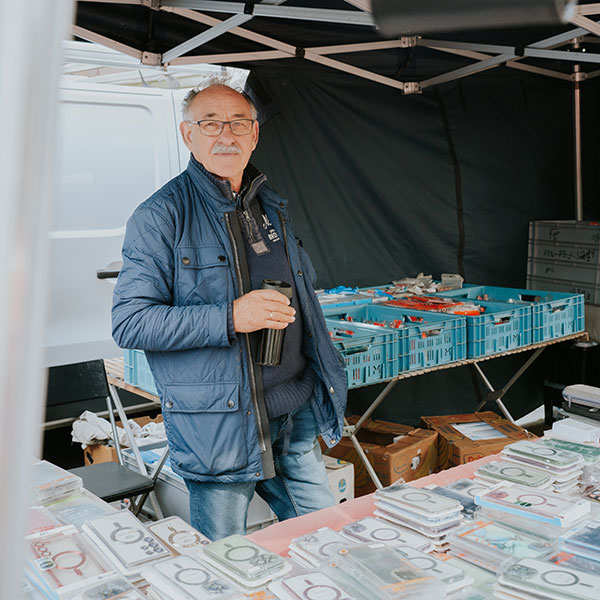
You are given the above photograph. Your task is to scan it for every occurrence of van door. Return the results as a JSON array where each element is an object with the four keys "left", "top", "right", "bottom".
[{"left": 46, "top": 83, "right": 181, "bottom": 366}]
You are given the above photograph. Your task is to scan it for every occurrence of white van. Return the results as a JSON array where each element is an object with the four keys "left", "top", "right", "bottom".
[{"left": 46, "top": 81, "right": 189, "bottom": 367}]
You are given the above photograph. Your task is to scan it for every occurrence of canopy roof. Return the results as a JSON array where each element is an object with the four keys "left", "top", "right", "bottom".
[{"left": 73, "top": 1, "right": 600, "bottom": 91}]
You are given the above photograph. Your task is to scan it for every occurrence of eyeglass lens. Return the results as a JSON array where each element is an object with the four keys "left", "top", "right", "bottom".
[{"left": 199, "top": 120, "right": 253, "bottom": 136}]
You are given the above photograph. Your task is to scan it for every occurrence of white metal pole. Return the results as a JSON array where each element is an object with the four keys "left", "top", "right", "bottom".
[
  {"left": 0, "top": 0, "right": 74, "bottom": 597},
  {"left": 573, "top": 38, "right": 584, "bottom": 221}
]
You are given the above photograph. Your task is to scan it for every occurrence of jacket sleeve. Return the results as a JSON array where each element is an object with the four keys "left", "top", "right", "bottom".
[{"left": 111, "top": 202, "right": 231, "bottom": 351}]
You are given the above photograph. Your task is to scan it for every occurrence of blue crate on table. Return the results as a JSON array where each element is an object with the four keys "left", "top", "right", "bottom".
[
  {"left": 436, "top": 285, "right": 584, "bottom": 344},
  {"left": 123, "top": 349, "right": 158, "bottom": 395},
  {"left": 326, "top": 318, "right": 399, "bottom": 388},
  {"left": 457, "top": 301, "right": 531, "bottom": 358},
  {"left": 324, "top": 304, "right": 466, "bottom": 375}
]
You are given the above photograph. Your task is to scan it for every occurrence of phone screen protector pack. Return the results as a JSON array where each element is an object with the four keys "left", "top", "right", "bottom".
[
  {"left": 559, "top": 519, "right": 600, "bottom": 561},
  {"left": 142, "top": 555, "right": 241, "bottom": 599},
  {"left": 201, "top": 534, "right": 290, "bottom": 587},
  {"left": 147, "top": 516, "right": 211, "bottom": 557},
  {"left": 26, "top": 526, "right": 116, "bottom": 597},
  {"left": 59, "top": 574, "right": 146, "bottom": 600},
  {"left": 393, "top": 544, "right": 472, "bottom": 594},
  {"left": 46, "top": 490, "right": 117, "bottom": 530},
  {"left": 330, "top": 542, "right": 444, "bottom": 599},
  {"left": 81, "top": 511, "right": 169, "bottom": 576},
  {"left": 475, "top": 482, "right": 590, "bottom": 527},
  {"left": 449, "top": 520, "right": 553, "bottom": 572},
  {"left": 475, "top": 461, "right": 552, "bottom": 488},
  {"left": 375, "top": 484, "right": 463, "bottom": 518},
  {"left": 289, "top": 527, "right": 359, "bottom": 567},
  {"left": 270, "top": 571, "right": 357, "bottom": 600},
  {"left": 498, "top": 557, "right": 600, "bottom": 600},
  {"left": 341, "top": 517, "right": 433, "bottom": 551},
  {"left": 503, "top": 440, "right": 584, "bottom": 469}
]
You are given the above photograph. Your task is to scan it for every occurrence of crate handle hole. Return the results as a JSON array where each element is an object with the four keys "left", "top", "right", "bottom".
[{"left": 494, "top": 317, "right": 511, "bottom": 325}]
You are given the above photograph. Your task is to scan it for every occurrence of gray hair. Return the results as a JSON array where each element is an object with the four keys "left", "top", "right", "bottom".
[{"left": 181, "top": 76, "right": 258, "bottom": 120}]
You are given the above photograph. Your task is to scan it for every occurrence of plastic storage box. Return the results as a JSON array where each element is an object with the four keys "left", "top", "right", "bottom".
[
  {"left": 438, "top": 285, "right": 584, "bottom": 344},
  {"left": 324, "top": 304, "right": 466, "bottom": 377},
  {"left": 326, "top": 317, "right": 399, "bottom": 388},
  {"left": 527, "top": 220, "right": 600, "bottom": 305},
  {"left": 123, "top": 349, "right": 157, "bottom": 395}
]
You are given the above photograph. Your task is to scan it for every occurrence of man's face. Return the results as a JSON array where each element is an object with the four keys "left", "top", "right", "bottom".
[{"left": 179, "top": 85, "right": 258, "bottom": 192}]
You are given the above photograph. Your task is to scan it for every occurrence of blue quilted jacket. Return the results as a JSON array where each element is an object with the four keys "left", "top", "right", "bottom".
[{"left": 112, "top": 158, "right": 347, "bottom": 482}]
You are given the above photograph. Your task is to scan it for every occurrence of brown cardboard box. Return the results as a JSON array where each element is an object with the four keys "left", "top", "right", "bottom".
[
  {"left": 323, "top": 416, "right": 438, "bottom": 496},
  {"left": 421, "top": 411, "right": 534, "bottom": 471},
  {"left": 83, "top": 414, "right": 164, "bottom": 466},
  {"left": 83, "top": 444, "right": 118, "bottom": 465}
]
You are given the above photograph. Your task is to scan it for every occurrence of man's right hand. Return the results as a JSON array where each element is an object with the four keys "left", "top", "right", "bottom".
[{"left": 233, "top": 289, "right": 296, "bottom": 333}]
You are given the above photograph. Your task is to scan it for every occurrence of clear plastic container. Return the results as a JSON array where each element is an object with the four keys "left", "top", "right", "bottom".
[
  {"left": 45, "top": 489, "right": 116, "bottom": 529},
  {"left": 142, "top": 555, "right": 241, "bottom": 599},
  {"left": 328, "top": 542, "right": 445, "bottom": 599},
  {"left": 290, "top": 527, "right": 358, "bottom": 566},
  {"left": 26, "top": 526, "right": 115, "bottom": 595},
  {"left": 449, "top": 520, "right": 553, "bottom": 571},
  {"left": 30, "top": 460, "right": 83, "bottom": 505},
  {"left": 81, "top": 511, "right": 169, "bottom": 576},
  {"left": 498, "top": 557, "right": 600, "bottom": 600},
  {"left": 475, "top": 482, "right": 591, "bottom": 528}
]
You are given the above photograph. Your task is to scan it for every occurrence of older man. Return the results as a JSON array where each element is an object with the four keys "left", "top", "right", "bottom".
[{"left": 112, "top": 81, "right": 347, "bottom": 540}]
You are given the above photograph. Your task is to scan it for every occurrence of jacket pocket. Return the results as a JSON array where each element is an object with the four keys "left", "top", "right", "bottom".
[
  {"left": 162, "top": 382, "right": 248, "bottom": 476},
  {"left": 176, "top": 245, "right": 232, "bottom": 305}
]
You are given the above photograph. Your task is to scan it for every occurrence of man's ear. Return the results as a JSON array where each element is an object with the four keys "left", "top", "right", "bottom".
[
  {"left": 179, "top": 121, "right": 193, "bottom": 150},
  {"left": 251, "top": 120, "right": 259, "bottom": 151}
]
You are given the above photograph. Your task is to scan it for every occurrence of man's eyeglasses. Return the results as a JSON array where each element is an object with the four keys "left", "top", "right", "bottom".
[{"left": 185, "top": 119, "right": 256, "bottom": 137}]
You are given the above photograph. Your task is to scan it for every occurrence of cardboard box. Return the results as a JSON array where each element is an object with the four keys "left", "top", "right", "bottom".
[
  {"left": 83, "top": 443, "right": 118, "bottom": 466},
  {"left": 83, "top": 414, "right": 164, "bottom": 466},
  {"left": 323, "top": 416, "right": 438, "bottom": 496},
  {"left": 324, "top": 455, "right": 354, "bottom": 503},
  {"left": 421, "top": 411, "right": 534, "bottom": 471}
]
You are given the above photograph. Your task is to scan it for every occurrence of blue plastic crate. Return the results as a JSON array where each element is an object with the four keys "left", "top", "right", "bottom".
[
  {"left": 437, "top": 285, "right": 584, "bottom": 344},
  {"left": 324, "top": 304, "right": 466, "bottom": 374},
  {"left": 123, "top": 349, "right": 158, "bottom": 395},
  {"left": 326, "top": 319, "right": 399, "bottom": 388},
  {"left": 458, "top": 301, "right": 531, "bottom": 358}
]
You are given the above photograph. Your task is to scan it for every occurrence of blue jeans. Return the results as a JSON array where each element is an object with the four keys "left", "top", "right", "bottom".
[{"left": 184, "top": 401, "right": 335, "bottom": 540}]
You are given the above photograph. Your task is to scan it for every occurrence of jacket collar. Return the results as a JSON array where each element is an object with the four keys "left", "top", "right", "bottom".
[{"left": 186, "top": 154, "right": 268, "bottom": 208}]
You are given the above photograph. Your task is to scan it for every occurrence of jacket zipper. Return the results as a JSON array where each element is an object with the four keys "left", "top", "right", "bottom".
[{"left": 224, "top": 212, "right": 267, "bottom": 453}]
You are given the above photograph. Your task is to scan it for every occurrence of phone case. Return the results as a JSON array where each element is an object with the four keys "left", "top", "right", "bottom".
[
  {"left": 501, "top": 557, "right": 600, "bottom": 600},
  {"left": 152, "top": 555, "right": 240, "bottom": 598},
  {"left": 475, "top": 483, "right": 591, "bottom": 527},
  {"left": 82, "top": 511, "right": 169, "bottom": 572},
  {"left": 451, "top": 520, "right": 553, "bottom": 562},
  {"left": 27, "top": 527, "right": 113, "bottom": 593},
  {"left": 504, "top": 441, "right": 584, "bottom": 468},
  {"left": 282, "top": 572, "right": 354, "bottom": 600},
  {"left": 393, "top": 545, "right": 466, "bottom": 585},
  {"left": 375, "top": 483, "right": 462, "bottom": 517},
  {"left": 342, "top": 517, "right": 432, "bottom": 550},
  {"left": 445, "top": 479, "right": 494, "bottom": 499},
  {"left": 475, "top": 461, "right": 551, "bottom": 488},
  {"left": 203, "top": 535, "right": 284, "bottom": 581},
  {"left": 147, "top": 516, "right": 211, "bottom": 556}
]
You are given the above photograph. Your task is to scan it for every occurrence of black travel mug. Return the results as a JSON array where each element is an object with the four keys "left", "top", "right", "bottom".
[{"left": 256, "top": 279, "right": 293, "bottom": 366}]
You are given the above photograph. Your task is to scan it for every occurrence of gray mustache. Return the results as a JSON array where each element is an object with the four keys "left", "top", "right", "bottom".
[{"left": 211, "top": 143, "right": 241, "bottom": 155}]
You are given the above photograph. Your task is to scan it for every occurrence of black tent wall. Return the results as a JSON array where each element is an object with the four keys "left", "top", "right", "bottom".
[{"left": 248, "top": 66, "right": 600, "bottom": 425}]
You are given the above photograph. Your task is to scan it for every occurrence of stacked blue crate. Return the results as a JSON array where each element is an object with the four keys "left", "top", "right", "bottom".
[
  {"left": 439, "top": 285, "right": 584, "bottom": 344},
  {"left": 324, "top": 304, "right": 467, "bottom": 375}
]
